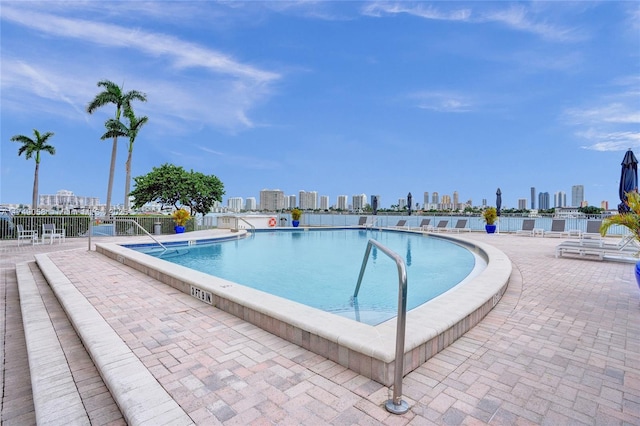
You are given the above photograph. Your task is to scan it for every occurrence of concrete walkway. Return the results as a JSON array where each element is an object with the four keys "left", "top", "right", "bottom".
[{"left": 1, "top": 232, "right": 639, "bottom": 424}]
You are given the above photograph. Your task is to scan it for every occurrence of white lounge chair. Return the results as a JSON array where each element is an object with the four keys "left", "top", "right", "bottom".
[
  {"left": 515, "top": 219, "right": 536, "bottom": 236},
  {"left": 445, "top": 219, "right": 471, "bottom": 233},
  {"left": 433, "top": 220, "right": 449, "bottom": 232},
  {"left": 416, "top": 219, "right": 432, "bottom": 231},
  {"left": 544, "top": 219, "right": 569, "bottom": 238},
  {"left": 16, "top": 224, "right": 38, "bottom": 245},
  {"left": 393, "top": 219, "right": 407, "bottom": 228},
  {"left": 580, "top": 220, "right": 603, "bottom": 246},
  {"left": 42, "top": 223, "right": 65, "bottom": 244},
  {"left": 556, "top": 235, "right": 639, "bottom": 262}
]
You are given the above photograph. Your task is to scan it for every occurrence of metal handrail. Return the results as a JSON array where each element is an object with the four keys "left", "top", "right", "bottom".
[
  {"left": 353, "top": 239, "right": 409, "bottom": 414},
  {"left": 87, "top": 218, "right": 167, "bottom": 251},
  {"left": 235, "top": 217, "right": 256, "bottom": 235}
]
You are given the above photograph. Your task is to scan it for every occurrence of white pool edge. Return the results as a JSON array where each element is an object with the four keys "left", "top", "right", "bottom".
[{"left": 95, "top": 229, "right": 511, "bottom": 386}]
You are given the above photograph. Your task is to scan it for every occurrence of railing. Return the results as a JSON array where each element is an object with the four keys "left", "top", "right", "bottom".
[
  {"left": 88, "top": 218, "right": 166, "bottom": 251},
  {"left": 353, "top": 239, "right": 409, "bottom": 415},
  {"left": 234, "top": 217, "right": 256, "bottom": 235}
]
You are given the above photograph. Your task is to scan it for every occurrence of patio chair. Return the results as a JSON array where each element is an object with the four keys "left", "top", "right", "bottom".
[
  {"left": 433, "top": 220, "right": 449, "bottom": 232},
  {"left": 42, "top": 223, "right": 65, "bottom": 244},
  {"left": 416, "top": 218, "right": 432, "bottom": 231},
  {"left": 16, "top": 224, "right": 38, "bottom": 245},
  {"left": 556, "top": 234, "right": 639, "bottom": 261},
  {"left": 515, "top": 219, "right": 536, "bottom": 236},
  {"left": 544, "top": 219, "right": 569, "bottom": 238},
  {"left": 358, "top": 216, "right": 375, "bottom": 228},
  {"left": 393, "top": 219, "right": 407, "bottom": 228},
  {"left": 580, "top": 220, "right": 603, "bottom": 245},
  {"left": 445, "top": 219, "right": 471, "bottom": 233}
]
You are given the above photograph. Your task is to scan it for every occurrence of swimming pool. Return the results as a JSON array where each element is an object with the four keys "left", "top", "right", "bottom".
[
  {"left": 139, "top": 229, "right": 483, "bottom": 325},
  {"left": 96, "top": 228, "right": 511, "bottom": 385}
]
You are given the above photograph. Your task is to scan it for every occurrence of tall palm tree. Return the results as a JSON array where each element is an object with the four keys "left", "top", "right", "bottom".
[
  {"left": 101, "top": 108, "right": 149, "bottom": 212},
  {"left": 11, "top": 129, "right": 56, "bottom": 213},
  {"left": 86, "top": 80, "right": 146, "bottom": 216}
]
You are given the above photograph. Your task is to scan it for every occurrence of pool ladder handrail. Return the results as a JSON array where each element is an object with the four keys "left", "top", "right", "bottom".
[
  {"left": 234, "top": 217, "right": 256, "bottom": 236},
  {"left": 87, "top": 218, "right": 168, "bottom": 251},
  {"left": 353, "top": 238, "right": 409, "bottom": 415}
]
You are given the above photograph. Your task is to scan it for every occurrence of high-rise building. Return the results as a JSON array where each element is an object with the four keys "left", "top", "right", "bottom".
[
  {"left": 432, "top": 192, "right": 439, "bottom": 205},
  {"left": 571, "top": 185, "right": 584, "bottom": 207},
  {"left": 441, "top": 194, "right": 452, "bottom": 210},
  {"left": 538, "top": 192, "right": 550, "bottom": 210},
  {"left": 285, "top": 195, "right": 296, "bottom": 209},
  {"left": 245, "top": 197, "right": 256, "bottom": 211},
  {"left": 554, "top": 191, "right": 566, "bottom": 208},
  {"left": 530, "top": 187, "right": 536, "bottom": 209},
  {"left": 600, "top": 200, "right": 609, "bottom": 210},
  {"left": 336, "top": 195, "right": 348, "bottom": 210},
  {"left": 453, "top": 191, "right": 459, "bottom": 209},
  {"left": 352, "top": 194, "right": 367, "bottom": 211},
  {"left": 227, "top": 197, "right": 243, "bottom": 212},
  {"left": 319, "top": 195, "right": 329, "bottom": 210},
  {"left": 298, "top": 190, "right": 318, "bottom": 210},
  {"left": 39, "top": 189, "right": 100, "bottom": 210},
  {"left": 423, "top": 192, "right": 429, "bottom": 209},
  {"left": 259, "top": 189, "right": 285, "bottom": 211},
  {"left": 518, "top": 198, "right": 528, "bottom": 210}
]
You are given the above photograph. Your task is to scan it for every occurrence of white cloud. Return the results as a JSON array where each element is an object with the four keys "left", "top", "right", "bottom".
[
  {"left": 410, "top": 91, "right": 473, "bottom": 113},
  {"left": 362, "top": 2, "right": 471, "bottom": 21},
  {"left": 579, "top": 130, "right": 640, "bottom": 152}
]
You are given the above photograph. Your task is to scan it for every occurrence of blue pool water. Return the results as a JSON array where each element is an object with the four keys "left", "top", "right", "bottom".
[{"left": 138, "top": 229, "right": 481, "bottom": 325}]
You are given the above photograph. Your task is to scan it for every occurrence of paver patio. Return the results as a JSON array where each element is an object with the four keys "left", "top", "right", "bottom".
[{"left": 1, "top": 231, "right": 639, "bottom": 424}]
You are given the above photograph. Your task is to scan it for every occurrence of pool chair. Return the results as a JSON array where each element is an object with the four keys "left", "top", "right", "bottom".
[
  {"left": 556, "top": 234, "right": 639, "bottom": 262},
  {"left": 16, "top": 224, "right": 38, "bottom": 245},
  {"left": 433, "top": 220, "right": 449, "bottom": 232},
  {"left": 358, "top": 216, "right": 376, "bottom": 228},
  {"left": 445, "top": 219, "right": 471, "bottom": 233},
  {"left": 416, "top": 218, "right": 432, "bottom": 231},
  {"left": 579, "top": 220, "right": 603, "bottom": 246},
  {"left": 42, "top": 223, "right": 65, "bottom": 244},
  {"left": 393, "top": 219, "right": 407, "bottom": 228},
  {"left": 544, "top": 219, "right": 569, "bottom": 238},
  {"left": 515, "top": 219, "right": 536, "bottom": 236}
]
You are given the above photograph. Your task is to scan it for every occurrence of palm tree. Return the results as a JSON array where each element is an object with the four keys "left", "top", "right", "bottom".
[
  {"left": 87, "top": 80, "right": 146, "bottom": 216},
  {"left": 101, "top": 108, "right": 149, "bottom": 212},
  {"left": 11, "top": 129, "right": 56, "bottom": 213}
]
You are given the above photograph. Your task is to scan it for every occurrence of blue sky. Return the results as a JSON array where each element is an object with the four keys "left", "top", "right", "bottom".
[{"left": 1, "top": 1, "right": 639, "bottom": 210}]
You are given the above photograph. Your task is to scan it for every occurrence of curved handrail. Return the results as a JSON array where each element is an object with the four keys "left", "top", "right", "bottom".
[
  {"left": 87, "top": 218, "right": 167, "bottom": 251},
  {"left": 353, "top": 238, "right": 409, "bottom": 414},
  {"left": 235, "top": 217, "right": 256, "bottom": 235}
]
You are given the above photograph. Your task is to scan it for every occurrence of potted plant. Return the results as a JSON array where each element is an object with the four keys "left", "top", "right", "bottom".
[
  {"left": 483, "top": 207, "right": 498, "bottom": 234},
  {"left": 172, "top": 208, "right": 190, "bottom": 233},
  {"left": 600, "top": 191, "right": 640, "bottom": 288},
  {"left": 291, "top": 208, "right": 302, "bottom": 227}
]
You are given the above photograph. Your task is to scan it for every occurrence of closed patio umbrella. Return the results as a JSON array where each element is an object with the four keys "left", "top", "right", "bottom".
[
  {"left": 496, "top": 188, "right": 502, "bottom": 216},
  {"left": 372, "top": 196, "right": 378, "bottom": 215},
  {"left": 407, "top": 192, "right": 412, "bottom": 216},
  {"left": 618, "top": 149, "right": 638, "bottom": 213}
]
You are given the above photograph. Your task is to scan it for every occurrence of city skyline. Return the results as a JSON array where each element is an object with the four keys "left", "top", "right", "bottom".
[{"left": 1, "top": 2, "right": 638, "bottom": 210}]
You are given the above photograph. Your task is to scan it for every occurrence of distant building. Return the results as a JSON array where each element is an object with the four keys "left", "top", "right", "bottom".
[
  {"left": 259, "top": 189, "right": 285, "bottom": 211},
  {"left": 423, "top": 192, "right": 429, "bottom": 209},
  {"left": 554, "top": 191, "right": 567, "bottom": 208},
  {"left": 227, "top": 197, "right": 243, "bottom": 212},
  {"left": 286, "top": 195, "right": 296, "bottom": 209},
  {"left": 571, "top": 185, "right": 584, "bottom": 207},
  {"left": 352, "top": 194, "right": 367, "bottom": 212},
  {"left": 518, "top": 198, "right": 528, "bottom": 210},
  {"left": 319, "top": 195, "right": 329, "bottom": 210},
  {"left": 299, "top": 190, "right": 318, "bottom": 210},
  {"left": 245, "top": 197, "right": 256, "bottom": 211},
  {"left": 432, "top": 192, "right": 440, "bottom": 205},
  {"left": 530, "top": 187, "right": 536, "bottom": 209},
  {"left": 39, "top": 189, "right": 100, "bottom": 212},
  {"left": 336, "top": 195, "right": 348, "bottom": 210},
  {"left": 600, "top": 200, "right": 609, "bottom": 210},
  {"left": 538, "top": 192, "right": 550, "bottom": 210}
]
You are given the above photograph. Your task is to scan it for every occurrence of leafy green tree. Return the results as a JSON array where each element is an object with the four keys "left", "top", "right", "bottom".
[
  {"left": 87, "top": 80, "right": 146, "bottom": 215},
  {"left": 11, "top": 129, "right": 56, "bottom": 213},
  {"left": 130, "top": 164, "right": 225, "bottom": 215}
]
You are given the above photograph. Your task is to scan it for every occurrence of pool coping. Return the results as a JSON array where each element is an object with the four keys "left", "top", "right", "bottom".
[{"left": 95, "top": 228, "right": 511, "bottom": 386}]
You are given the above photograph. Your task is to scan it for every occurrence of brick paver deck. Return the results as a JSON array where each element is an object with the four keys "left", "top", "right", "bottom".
[{"left": 1, "top": 232, "right": 639, "bottom": 424}]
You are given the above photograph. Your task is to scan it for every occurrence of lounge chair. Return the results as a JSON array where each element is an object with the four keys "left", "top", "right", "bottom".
[
  {"left": 445, "top": 219, "right": 471, "bottom": 232},
  {"left": 580, "top": 220, "right": 603, "bottom": 245},
  {"left": 544, "top": 219, "right": 569, "bottom": 238},
  {"left": 556, "top": 235, "right": 639, "bottom": 262},
  {"left": 416, "top": 219, "right": 432, "bottom": 231},
  {"left": 358, "top": 216, "right": 368, "bottom": 226},
  {"left": 16, "top": 224, "right": 38, "bottom": 245},
  {"left": 515, "top": 219, "right": 536, "bottom": 236},
  {"left": 393, "top": 219, "right": 407, "bottom": 228},
  {"left": 433, "top": 220, "right": 449, "bottom": 232},
  {"left": 42, "top": 223, "right": 65, "bottom": 244}
]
